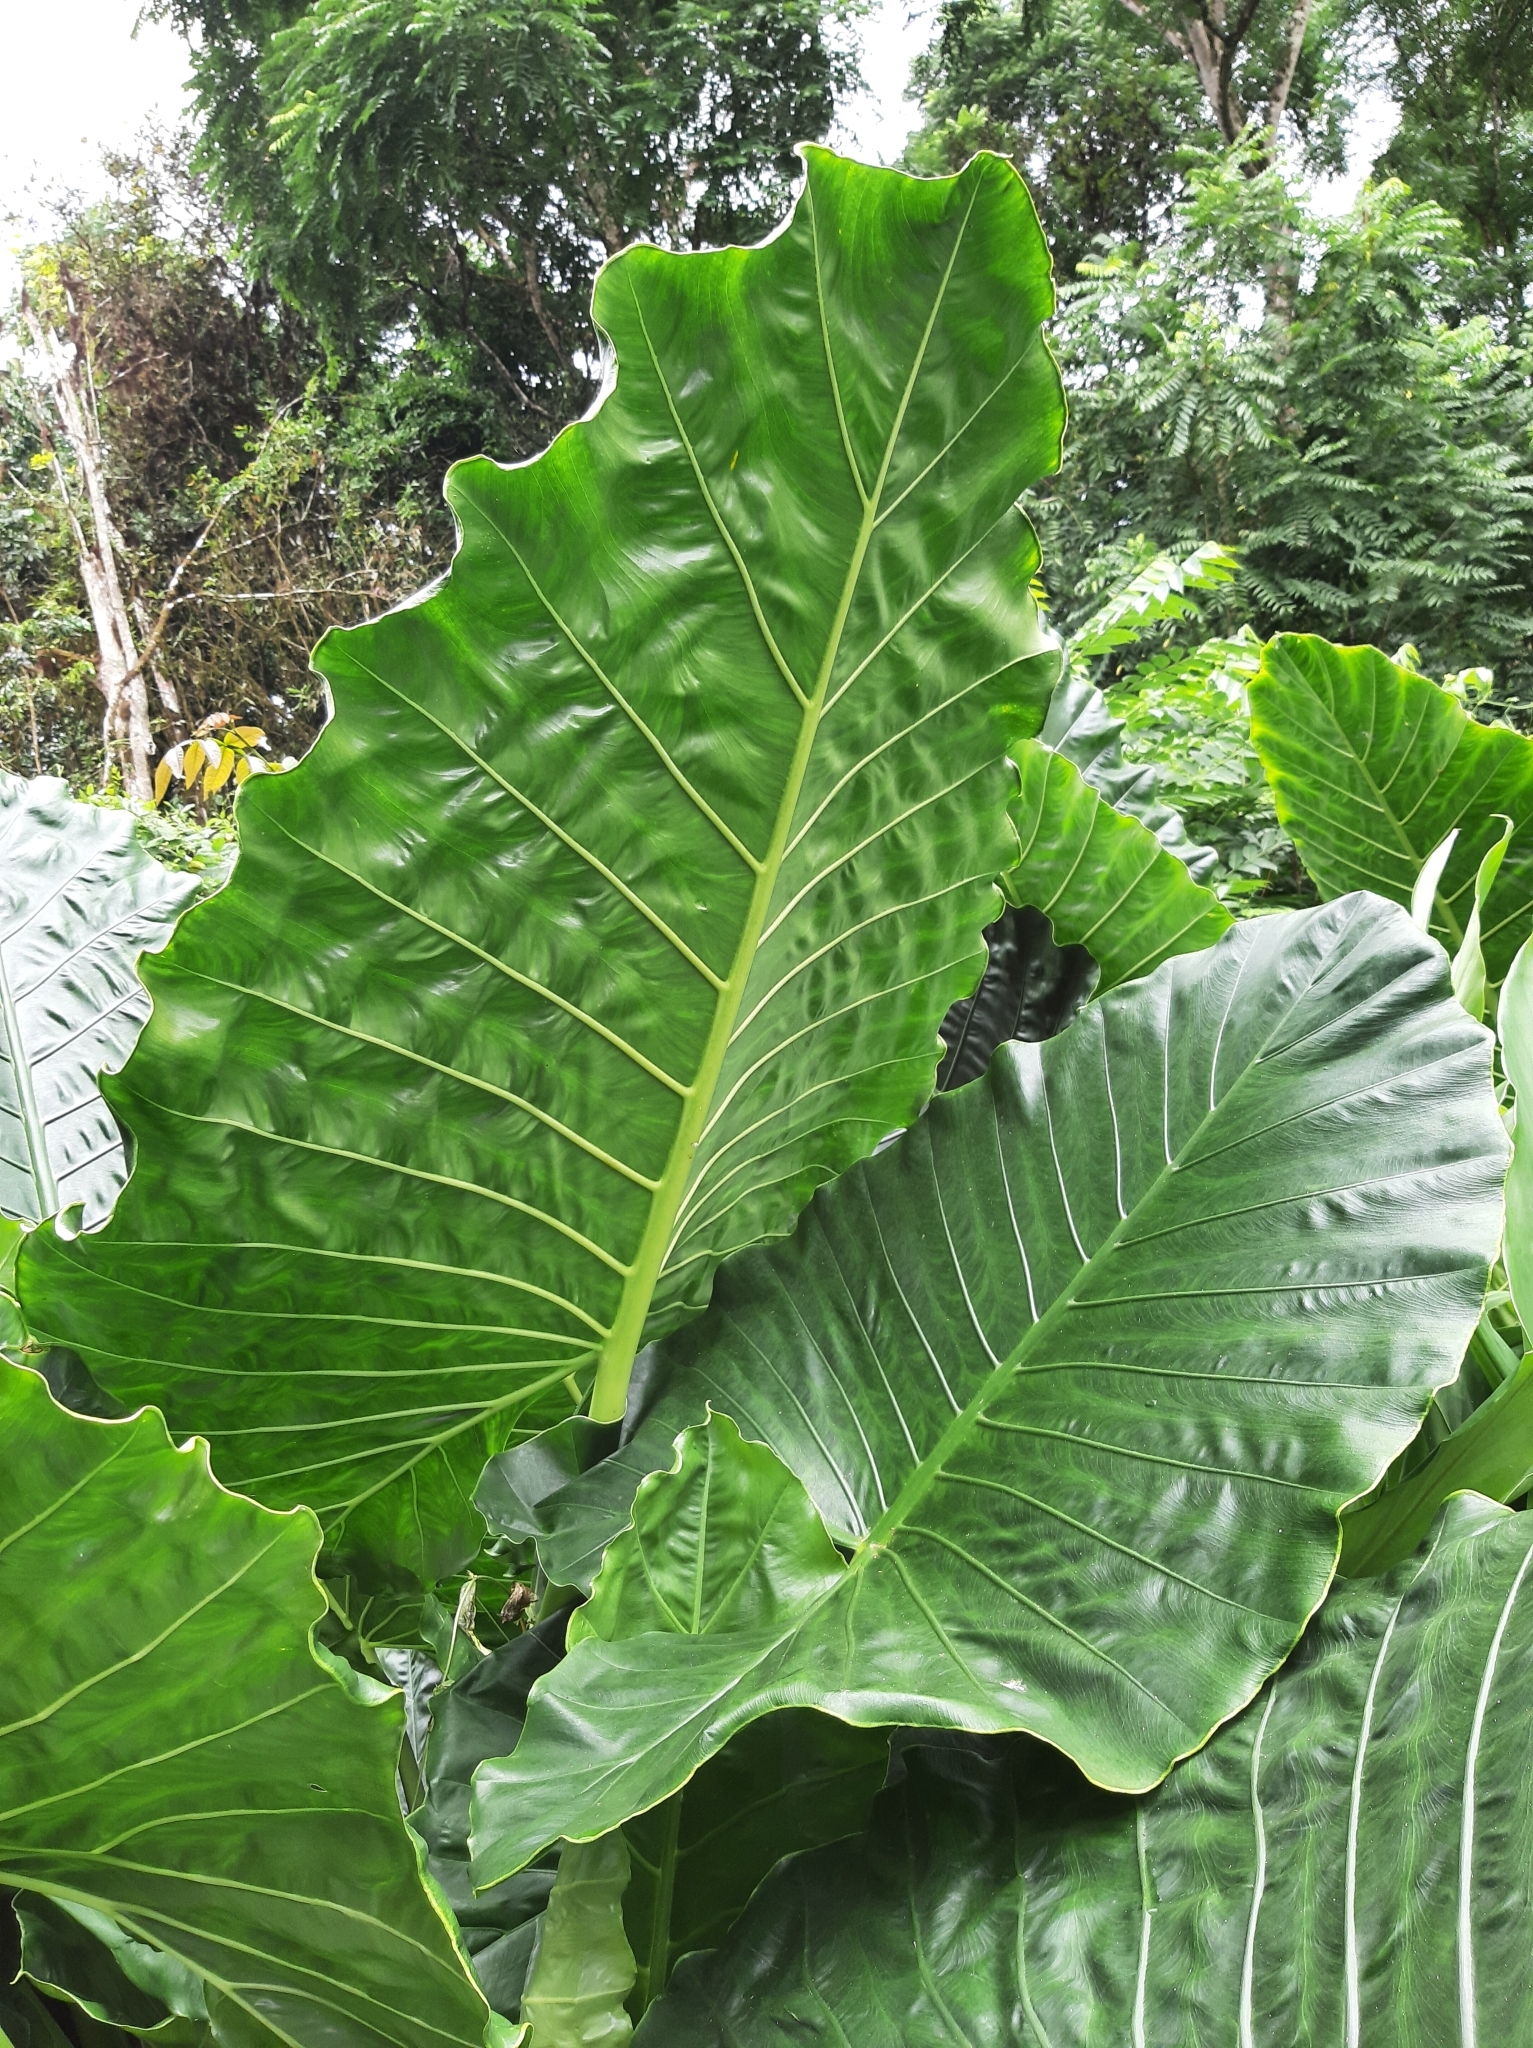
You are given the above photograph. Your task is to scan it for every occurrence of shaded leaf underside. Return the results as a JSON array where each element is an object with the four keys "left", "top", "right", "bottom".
[{"left": 646, "top": 1494, "right": 1533, "bottom": 2048}]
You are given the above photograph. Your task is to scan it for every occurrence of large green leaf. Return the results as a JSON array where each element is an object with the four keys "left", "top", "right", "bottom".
[
  {"left": 642, "top": 1492, "right": 1533, "bottom": 2046},
  {"left": 0, "top": 1360, "right": 494, "bottom": 2048},
  {"left": 1250, "top": 634, "right": 1533, "bottom": 987},
  {"left": 0, "top": 773, "right": 194, "bottom": 1227},
  {"left": 19, "top": 148, "right": 1062, "bottom": 1587},
  {"left": 470, "top": 895, "right": 1505, "bottom": 1874}
]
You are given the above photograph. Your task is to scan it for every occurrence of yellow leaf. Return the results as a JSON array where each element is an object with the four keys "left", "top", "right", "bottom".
[
  {"left": 234, "top": 726, "right": 266, "bottom": 747},
  {"left": 183, "top": 741, "right": 206, "bottom": 785},
  {"left": 234, "top": 758, "right": 251, "bottom": 785},
  {"left": 203, "top": 749, "right": 235, "bottom": 797},
  {"left": 153, "top": 759, "right": 172, "bottom": 805}
]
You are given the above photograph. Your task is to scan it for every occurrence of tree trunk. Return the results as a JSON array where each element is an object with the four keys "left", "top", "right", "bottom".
[{"left": 18, "top": 294, "right": 155, "bottom": 800}]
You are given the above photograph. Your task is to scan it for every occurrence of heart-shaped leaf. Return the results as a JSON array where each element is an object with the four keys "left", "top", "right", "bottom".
[
  {"left": 1250, "top": 635, "right": 1533, "bottom": 989},
  {"left": 19, "top": 149, "right": 1063, "bottom": 1587},
  {"left": 641, "top": 1492, "right": 1533, "bottom": 2046},
  {"left": 471, "top": 895, "right": 1505, "bottom": 1876}
]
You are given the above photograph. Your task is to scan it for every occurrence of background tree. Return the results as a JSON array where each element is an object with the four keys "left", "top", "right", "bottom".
[
  {"left": 149, "top": 0, "right": 861, "bottom": 449},
  {"left": 1032, "top": 151, "right": 1533, "bottom": 698},
  {"left": 906, "top": 0, "right": 1357, "bottom": 274},
  {"left": 1375, "top": 0, "right": 1533, "bottom": 336}
]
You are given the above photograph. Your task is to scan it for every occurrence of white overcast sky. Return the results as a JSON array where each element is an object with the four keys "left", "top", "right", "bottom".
[
  {"left": 0, "top": 0, "right": 1387, "bottom": 270},
  {"left": 0, "top": 0, "right": 928, "bottom": 250}
]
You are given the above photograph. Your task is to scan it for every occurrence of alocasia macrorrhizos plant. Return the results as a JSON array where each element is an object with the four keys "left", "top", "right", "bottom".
[
  {"left": 1250, "top": 634, "right": 1533, "bottom": 993},
  {"left": 18, "top": 147, "right": 1065, "bottom": 1592},
  {"left": 0, "top": 1360, "right": 494, "bottom": 2048},
  {"left": 7, "top": 149, "right": 1533, "bottom": 2048}
]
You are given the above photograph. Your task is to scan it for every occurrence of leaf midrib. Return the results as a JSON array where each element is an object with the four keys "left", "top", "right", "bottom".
[
  {"left": 586, "top": 185, "right": 980, "bottom": 1420},
  {"left": 851, "top": 908, "right": 1362, "bottom": 1560}
]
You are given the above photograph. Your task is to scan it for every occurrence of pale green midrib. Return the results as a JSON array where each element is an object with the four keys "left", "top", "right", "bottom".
[
  {"left": 587, "top": 192, "right": 978, "bottom": 1423},
  {"left": 0, "top": 926, "right": 57, "bottom": 1219},
  {"left": 851, "top": 907, "right": 1373, "bottom": 1560}
]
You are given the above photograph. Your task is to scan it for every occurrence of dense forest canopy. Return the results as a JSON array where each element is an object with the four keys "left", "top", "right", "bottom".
[{"left": 2, "top": 0, "right": 1532, "bottom": 813}]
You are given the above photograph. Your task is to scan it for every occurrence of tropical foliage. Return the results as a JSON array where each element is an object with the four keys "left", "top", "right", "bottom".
[{"left": 5, "top": 147, "right": 1533, "bottom": 2048}]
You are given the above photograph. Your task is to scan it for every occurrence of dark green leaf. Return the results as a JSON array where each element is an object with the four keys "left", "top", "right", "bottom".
[
  {"left": 13, "top": 1894, "right": 209, "bottom": 2041},
  {"left": 414, "top": 1617, "right": 569, "bottom": 2018},
  {"left": 0, "top": 1361, "right": 493, "bottom": 2048},
  {"left": 1249, "top": 634, "right": 1533, "bottom": 988},
  {"left": 472, "top": 896, "right": 1505, "bottom": 1874},
  {"left": 622, "top": 1712, "right": 888, "bottom": 2012},
  {"left": 20, "top": 149, "right": 1063, "bottom": 1587},
  {"left": 0, "top": 773, "right": 194, "bottom": 1227},
  {"left": 641, "top": 1493, "right": 1533, "bottom": 2046},
  {"left": 935, "top": 904, "right": 1097, "bottom": 1090}
]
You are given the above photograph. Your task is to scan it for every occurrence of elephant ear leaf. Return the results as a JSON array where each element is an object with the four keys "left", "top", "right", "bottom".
[
  {"left": 1250, "top": 634, "right": 1533, "bottom": 989},
  {"left": 641, "top": 1493, "right": 1533, "bottom": 2047},
  {"left": 470, "top": 894, "right": 1505, "bottom": 1876},
  {"left": 0, "top": 1359, "right": 493, "bottom": 2048},
  {"left": 0, "top": 772, "right": 193, "bottom": 1228},
  {"left": 19, "top": 148, "right": 1064, "bottom": 1588}
]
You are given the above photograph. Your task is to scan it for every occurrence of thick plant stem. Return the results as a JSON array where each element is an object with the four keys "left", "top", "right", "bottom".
[{"left": 640, "top": 1792, "right": 684, "bottom": 2010}]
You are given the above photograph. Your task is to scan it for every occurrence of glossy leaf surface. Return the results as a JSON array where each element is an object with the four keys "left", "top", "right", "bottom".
[
  {"left": 644, "top": 1494, "right": 1533, "bottom": 2046},
  {"left": 473, "top": 897, "right": 1505, "bottom": 1874},
  {"left": 1250, "top": 635, "right": 1533, "bottom": 987},
  {"left": 0, "top": 773, "right": 193, "bottom": 1227},
  {"left": 20, "top": 149, "right": 1062, "bottom": 1584},
  {"left": 0, "top": 1361, "right": 492, "bottom": 2048}
]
